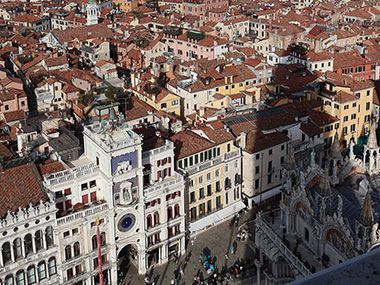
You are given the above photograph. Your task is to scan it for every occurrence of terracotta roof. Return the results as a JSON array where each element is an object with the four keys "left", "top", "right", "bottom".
[
  {"left": 3, "top": 110, "right": 26, "bottom": 123},
  {"left": 245, "top": 130, "right": 289, "bottom": 154},
  {"left": 335, "top": 90, "right": 358, "bottom": 103},
  {"left": 170, "top": 130, "right": 214, "bottom": 159},
  {"left": 38, "top": 160, "right": 66, "bottom": 176},
  {"left": 309, "top": 110, "right": 339, "bottom": 127},
  {"left": 300, "top": 122, "right": 322, "bottom": 137},
  {"left": 0, "top": 143, "right": 13, "bottom": 160},
  {"left": 0, "top": 163, "right": 48, "bottom": 219}
]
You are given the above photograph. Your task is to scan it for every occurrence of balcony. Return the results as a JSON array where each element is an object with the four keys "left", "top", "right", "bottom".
[
  {"left": 143, "top": 172, "right": 183, "bottom": 197},
  {"left": 182, "top": 150, "right": 240, "bottom": 176},
  {"left": 57, "top": 202, "right": 108, "bottom": 226},
  {"left": 43, "top": 162, "right": 99, "bottom": 186}
]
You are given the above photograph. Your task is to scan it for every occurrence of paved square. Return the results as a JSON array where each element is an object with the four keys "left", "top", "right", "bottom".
[{"left": 121, "top": 212, "right": 257, "bottom": 284}]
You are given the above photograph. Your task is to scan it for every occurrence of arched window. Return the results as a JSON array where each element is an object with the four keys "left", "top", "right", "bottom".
[
  {"left": 16, "top": 270, "right": 25, "bottom": 285},
  {"left": 153, "top": 212, "right": 159, "bottom": 225},
  {"left": 37, "top": 262, "right": 46, "bottom": 280},
  {"left": 147, "top": 215, "right": 152, "bottom": 229},
  {"left": 45, "top": 226, "right": 54, "bottom": 248},
  {"left": 167, "top": 207, "right": 173, "bottom": 220},
  {"left": 100, "top": 233, "right": 106, "bottom": 246},
  {"left": 35, "top": 230, "right": 43, "bottom": 251},
  {"left": 27, "top": 266, "right": 36, "bottom": 284},
  {"left": 13, "top": 238, "right": 22, "bottom": 259},
  {"left": 174, "top": 204, "right": 180, "bottom": 218},
  {"left": 74, "top": 242, "right": 80, "bottom": 257},
  {"left": 65, "top": 245, "right": 72, "bottom": 260},
  {"left": 5, "top": 275, "right": 13, "bottom": 285},
  {"left": 48, "top": 257, "right": 57, "bottom": 276},
  {"left": 24, "top": 234, "right": 33, "bottom": 256},
  {"left": 2, "top": 242, "right": 11, "bottom": 264},
  {"left": 92, "top": 235, "right": 97, "bottom": 250}
]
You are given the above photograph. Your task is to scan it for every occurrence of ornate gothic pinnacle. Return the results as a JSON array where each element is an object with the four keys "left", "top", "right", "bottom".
[
  {"left": 330, "top": 132, "right": 342, "bottom": 160},
  {"left": 367, "top": 120, "right": 378, "bottom": 149},
  {"left": 285, "top": 143, "right": 296, "bottom": 170},
  {"left": 320, "top": 167, "right": 331, "bottom": 197},
  {"left": 359, "top": 190, "right": 374, "bottom": 227}
]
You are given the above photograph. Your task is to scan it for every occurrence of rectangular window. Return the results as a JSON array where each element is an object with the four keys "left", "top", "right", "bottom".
[
  {"left": 195, "top": 154, "right": 199, "bottom": 164},
  {"left": 198, "top": 175, "right": 203, "bottom": 184},
  {"left": 89, "top": 180, "right": 96, "bottom": 188},
  {"left": 199, "top": 188, "right": 205, "bottom": 199},
  {"left": 366, "top": 102, "right": 370, "bottom": 111},
  {"left": 256, "top": 165, "right": 260, "bottom": 174},
  {"left": 207, "top": 184, "right": 212, "bottom": 196},
  {"left": 269, "top": 149, "right": 272, "bottom": 155},
  {"left": 207, "top": 173, "right": 211, "bottom": 181},
  {"left": 256, "top": 153, "right": 260, "bottom": 159},
  {"left": 268, "top": 174, "right": 272, "bottom": 184},
  {"left": 227, "top": 143, "right": 231, "bottom": 152},
  {"left": 268, "top": 161, "right": 272, "bottom": 172},
  {"left": 82, "top": 195, "right": 88, "bottom": 204},
  {"left": 190, "top": 192, "right": 196, "bottom": 203},
  {"left": 81, "top": 183, "right": 88, "bottom": 191},
  {"left": 90, "top": 191, "right": 97, "bottom": 202},
  {"left": 216, "top": 181, "right": 221, "bottom": 192}
]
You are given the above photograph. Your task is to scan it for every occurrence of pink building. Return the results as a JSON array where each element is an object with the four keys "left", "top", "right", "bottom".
[
  {"left": 0, "top": 88, "right": 28, "bottom": 114},
  {"left": 183, "top": 0, "right": 229, "bottom": 18},
  {"left": 164, "top": 30, "right": 231, "bottom": 61}
]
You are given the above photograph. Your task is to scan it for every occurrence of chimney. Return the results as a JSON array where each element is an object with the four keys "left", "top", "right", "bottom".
[{"left": 240, "top": 132, "right": 247, "bottom": 149}]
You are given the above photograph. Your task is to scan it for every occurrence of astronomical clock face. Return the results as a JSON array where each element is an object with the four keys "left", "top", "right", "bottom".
[{"left": 117, "top": 213, "right": 136, "bottom": 232}]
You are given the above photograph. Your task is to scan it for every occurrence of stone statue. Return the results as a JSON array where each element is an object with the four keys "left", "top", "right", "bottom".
[
  {"left": 119, "top": 113, "right": 125, "bottom": 127},
  {"left": 310, "top": 149, "right": 316, "bottom": 168},
  {"left": 371, "top": 223, "right": 379, "bottom": 243},
  {"left": 116, "top": 160, "right": 132, "bottom": 175},
  {"left": 349, "top": 140, "right": 355, "bottom": 160},
  {"left": 337, "top": 194, "right": 343, "bottom": 215},
  {"left": 100, "top": 118, "right": 107, "bottom": 133},
  {"left": 120, "top": 181, "right": 132, "bottom": 203},
  {"left": 300, "top": 171, "right": 306, "bottom": 188}
]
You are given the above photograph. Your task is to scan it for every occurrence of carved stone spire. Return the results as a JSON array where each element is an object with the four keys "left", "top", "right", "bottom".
[
  {"left": 367, "top": 120, "right": 378, "bottom": 149},
  {"left": 285, "top": 143, "right": 296, "bottom": 170},
  {"left": 320, "top": 167, "right": 331, "bottom": 197},
  {"left": 330, "top": 132, "right": 342, "bottom": 160},
  {"left": 359, "top": 190, "right": 374, "bottom": 227}
]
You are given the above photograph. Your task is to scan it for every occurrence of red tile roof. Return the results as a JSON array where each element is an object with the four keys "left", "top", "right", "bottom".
[{"left": 0, "top": 163, "right": 48, "bottom": 219}]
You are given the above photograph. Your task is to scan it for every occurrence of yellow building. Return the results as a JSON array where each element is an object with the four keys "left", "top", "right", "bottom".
[
  {"left": 133, "top": 81, "right": 182, "bottom": 117},
  {"left": 113, "top": 0, "right": 141, "bottom": 12},
  {"left": 171, "top": 125, "right": 245, "bottom": 233},
  {"left": 312, "top": 71, "right": 374, "bottom": 149}
]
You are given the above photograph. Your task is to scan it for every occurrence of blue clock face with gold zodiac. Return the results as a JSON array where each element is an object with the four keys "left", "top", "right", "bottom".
[{"left": 118, "top": 214, "right": 136, "bottom": 232}]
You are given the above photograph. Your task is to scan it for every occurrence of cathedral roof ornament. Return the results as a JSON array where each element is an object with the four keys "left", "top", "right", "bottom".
[{"left": 330, "top": 132, "right": 342, "bottom": 160}]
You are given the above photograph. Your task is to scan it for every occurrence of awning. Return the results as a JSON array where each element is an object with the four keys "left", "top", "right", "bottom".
[
  {"left": 189, "top": 201, "right": 246, "bottom": 233},
  {"left": 252, "top": 185, "right": 282, "bottom": 204}
]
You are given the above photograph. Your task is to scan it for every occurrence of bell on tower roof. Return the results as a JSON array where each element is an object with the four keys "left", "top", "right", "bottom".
[
  {"left": 359, "top": 190, "right": 374, "bottom": 227},
  {"left": 285, "top": 143, "right": 296, "bottom": 170},
  {"left": 366, "top": 119, "right": 378, "bottom": 149},
  {"left": 330, "top": 132, "right": 342, "bottom": 160},
  {"left": 319, "top": 167, "right": 331, "bottom": 197}
]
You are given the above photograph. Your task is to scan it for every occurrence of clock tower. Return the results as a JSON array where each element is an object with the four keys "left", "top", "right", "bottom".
[{"left": 83, "top": 109, "right": 147, "bottom": 276}]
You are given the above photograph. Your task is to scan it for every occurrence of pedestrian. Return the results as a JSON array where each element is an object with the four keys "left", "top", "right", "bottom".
[
  {"left": 225, "top": 254, "right": 229, "bottom": 260},
  {"left": 179, "top": 265, "right": 184, "bottom": 277},
  {"left": 230, "top": 246, "right": 235, "bottom": 255},
  {"left": 191, "top": 239, "right": 195, "bottom": 246},
  {"left": 144, "top": 274, "right": 151, "bottom": 284}
]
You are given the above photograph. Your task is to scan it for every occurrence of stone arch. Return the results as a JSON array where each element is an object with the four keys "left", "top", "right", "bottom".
[
  {"left": 322, "top": 226, "right": 351, "bottom": 256},
  {"left": 117, "top": 243, "right": 140, "bottom": 281}
]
